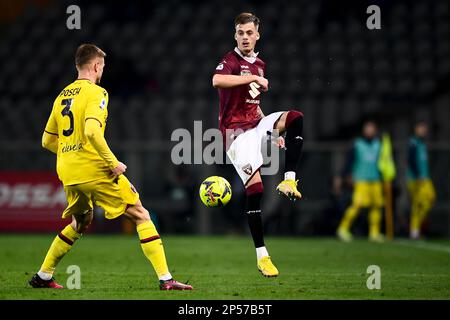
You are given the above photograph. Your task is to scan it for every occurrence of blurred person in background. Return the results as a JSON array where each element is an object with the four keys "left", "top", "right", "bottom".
[
  {"left": 335, "top": 120, "right": 385, "bottom": 243},
  {"left": 407, "top": 121, "right": 436, "bottom": 240}
]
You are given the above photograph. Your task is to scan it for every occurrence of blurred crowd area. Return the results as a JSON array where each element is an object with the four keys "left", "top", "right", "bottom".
[{"left": 0, "top": 0, "right": 449, "bottom": 236}]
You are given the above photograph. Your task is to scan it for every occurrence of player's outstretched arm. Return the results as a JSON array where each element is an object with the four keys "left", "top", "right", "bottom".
[
  {"left": 41, "top": 131, "right": 58, "bottom": 154},
  {"left": 84, "top": 118, "right": 121, "bottom": 172},
  {"left": 212, "top": 74, "right": 268, "bottom": 91}
]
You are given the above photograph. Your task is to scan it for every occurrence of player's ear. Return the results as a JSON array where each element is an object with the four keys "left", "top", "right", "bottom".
[
  {"left": 256, "top": 32, "right": 260, "bottom": 40},
  {"left": 234, "top": 32, "right": 238, "bottom": 40}
]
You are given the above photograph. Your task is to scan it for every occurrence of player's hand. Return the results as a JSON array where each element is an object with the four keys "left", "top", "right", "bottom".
[
  {"left": 111, "top": 162, "right": 127, "bottom": 176},
  {"left": 277, "top": 136, "right": 285, "bottom": 149},
  {"left": 332, "top": 176, "right": 342, "bottom": 195},
  {"left": 254, "top": 76, "right": 269, "bottom": 92},
  {"left": 345, "top": 175, "right": 353, "bottom": 187}
]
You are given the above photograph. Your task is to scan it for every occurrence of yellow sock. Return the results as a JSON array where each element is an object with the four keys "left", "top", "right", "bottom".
[
  {"left": 369, "top": 208, "right": 382, "bottom": 237},
  {"left": 338, "top": 204, "right": 360, "bottom": 231},
  {"left": 40, "top": 225, "right": 81, "bottom": 274},
  {"left": 419, "top": 198, "right": 433, "bottom": 226},
  {"left": 137, "top": 220, "right": 171, "bottom": 280},
  {"left": 410, "top": 201, "right": 421, "bottom": 233}
]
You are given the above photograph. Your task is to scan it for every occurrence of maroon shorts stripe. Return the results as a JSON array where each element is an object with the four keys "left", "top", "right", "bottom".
[
  {"left": 58, "top": 233, "right": 74, "bottom": 246},
  {"left": 140, "top": 235, "right": 160, "bottom": 244}
]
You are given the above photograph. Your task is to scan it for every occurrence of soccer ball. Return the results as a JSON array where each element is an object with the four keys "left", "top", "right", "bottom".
[{"left": 199, "top": 176, "right": 232, "bottom": 207}]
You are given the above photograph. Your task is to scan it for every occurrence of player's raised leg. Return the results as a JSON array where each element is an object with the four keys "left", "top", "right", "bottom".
[
  {"left": 29, "top": 210, "right": 92, "bottom": 288},
  {"left": 274, "top": 110, "right": 304, "bottom": 200},
  {"left": 124, "top": 200, "right": 193, "bottom": 290},
  {"left": 245, "top": 172, "right": 279, "bottom": 277}
]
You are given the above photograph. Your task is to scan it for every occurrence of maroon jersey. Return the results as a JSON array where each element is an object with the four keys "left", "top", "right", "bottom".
[{"left": 214, "top": 48, "right": 266, "bottom": 142}]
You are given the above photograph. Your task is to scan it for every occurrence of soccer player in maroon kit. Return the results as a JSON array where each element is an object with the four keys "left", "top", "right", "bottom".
[{"left": 212, "top": 13, "right": 304, "bottom": 277}]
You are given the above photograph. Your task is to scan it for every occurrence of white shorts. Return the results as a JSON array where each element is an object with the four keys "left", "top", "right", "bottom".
[{"left": 226, "top": 111, "right": 285, "bottom": 185}]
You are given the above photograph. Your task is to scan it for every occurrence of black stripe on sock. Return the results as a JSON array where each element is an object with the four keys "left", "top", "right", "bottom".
[
  {"left": 58, "top": 233, "right": 74, "bottom": 246},
  {"left": 140, "top": 235, "right": 161, "bottom": 244}
]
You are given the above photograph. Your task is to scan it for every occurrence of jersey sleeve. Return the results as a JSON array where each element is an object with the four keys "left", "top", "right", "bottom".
[
  {"left": 214, "top": 54, "right": 238, "bottom": 75},
  {"left": 44, "top": 104, "right": 58, "bottom": 135},
  {"left": 85, "top": 87, "right": 109, "bottom": 126}
]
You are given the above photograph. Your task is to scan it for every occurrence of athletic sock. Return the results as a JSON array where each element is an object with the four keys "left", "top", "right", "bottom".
[
  {"left": 338, "top": 205, "right": 360, "bottom": 231},
  {"left": 369, "top": 207, "right": 382, "bottom": 237},
  {"left": 245, "top": 182, "right": 266, "bottom": 251},
  {"left": 284, "top": 171, "right": 296, "bottom": 181},
  {"left": 256, "top": 246, "right": 269, "bottom": 260},
  {"left": 137, "top": 220, "right": 172, "bottom": 281},
  {"left": 39, "top": 224, "right": 81, "bottom": 276},
  {"left": 284, "top": 110, "right": 304, "bottom": 173}
]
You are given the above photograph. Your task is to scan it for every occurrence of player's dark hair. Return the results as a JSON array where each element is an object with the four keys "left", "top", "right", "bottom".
[
  {"left": 75, "top": 44, "right": 106, "bottom": 69},
  {"left": 234, "top": 12, "right": 260, "bottom": 28}
]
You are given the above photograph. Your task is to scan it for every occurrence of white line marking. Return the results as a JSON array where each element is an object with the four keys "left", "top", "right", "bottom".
[{"left": 394, "top": 240, "right": 450, "bottom": 254}]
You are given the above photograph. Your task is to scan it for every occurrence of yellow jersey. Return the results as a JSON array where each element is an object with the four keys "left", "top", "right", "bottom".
[{"left": 44, "top": 79, "right": 111, "bottom": 186}]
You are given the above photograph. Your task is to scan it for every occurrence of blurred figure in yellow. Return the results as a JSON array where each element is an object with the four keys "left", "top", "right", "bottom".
[
  {"left": 407, "top": 121, "right": 436, "bottom": 240},
  {"left": 335, "top": 120, "right": 385, "bottom": 243}
]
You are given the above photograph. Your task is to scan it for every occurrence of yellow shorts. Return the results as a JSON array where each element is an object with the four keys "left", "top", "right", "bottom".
[
  {"left": 407, "top": 179, "right": 436, "bottom": 205},
  {"left": 352, "top": 181, "right": 384, "bottom": 208},
  {"left": 62, "top": 175, "right": 140, "bottom": 219}
]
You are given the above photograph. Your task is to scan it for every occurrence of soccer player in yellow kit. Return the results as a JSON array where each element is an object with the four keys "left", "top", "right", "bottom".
[{"left": 29, "top": 44, "right": 192, "bottom": 290}]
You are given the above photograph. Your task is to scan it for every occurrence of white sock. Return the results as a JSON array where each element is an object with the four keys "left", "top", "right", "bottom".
[
  {"left": 159, "top": 273, "right": 173, "bottom": 281},
  {"left": 284, "top": 171, "right": 296, "bottom": 181},
  {"left": 256, "top": 246, "right": 269, "bottom": 260},
  {"left": 37, "top": 270, "right": 52, "bottom": 280},
  {"left": 410, "top": 230, "right": 420, "bottom": 239}
]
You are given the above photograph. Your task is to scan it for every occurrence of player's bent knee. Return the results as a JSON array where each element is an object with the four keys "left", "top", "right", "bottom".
[
  {"left": 285, "top": 110, "right": 303, "bottom": 128},
  {"left": 138, "top": 207, "right": 150, "bottom": 222},
  {"left": 72, "top": 210, "right": 93, "bottom": 234},
  {"left": 126, "top": 204, "right": 150, "bottom": 224},
  {"left": 288, "top": 110, "right": 304, "bottom": 118}
]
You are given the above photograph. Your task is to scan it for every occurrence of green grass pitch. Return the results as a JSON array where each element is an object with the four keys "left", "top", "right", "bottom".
[{"left": 0, "top": 235, "right": 449, "bottom": 299}]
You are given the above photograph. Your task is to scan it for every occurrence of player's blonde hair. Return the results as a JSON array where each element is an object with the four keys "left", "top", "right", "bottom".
[{"left": 75, "top": 44, "right": 106, "bottom": 70}]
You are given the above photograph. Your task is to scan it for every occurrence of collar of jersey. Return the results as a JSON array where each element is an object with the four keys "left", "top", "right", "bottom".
[
  {"left": 76, "top": 78, "right": 92, "bottom": 83},
  {"left": 234, "top": 47, "right": 259, "bottom": 64}
]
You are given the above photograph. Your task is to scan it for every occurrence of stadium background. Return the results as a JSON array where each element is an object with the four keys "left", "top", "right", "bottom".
[{"left": 0, "top": 0, "right": 449, "bottom": 238}]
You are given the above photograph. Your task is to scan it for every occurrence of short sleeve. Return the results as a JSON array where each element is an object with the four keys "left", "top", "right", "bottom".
[
  {"left": 44, "top": 107, "right": 58, "bottom": 135},
  {"left": 85, "top": 88, "right": 109, "bottom": 126},
  {"left": 214, "top": 54, "right": 238, "bottom": 75}
]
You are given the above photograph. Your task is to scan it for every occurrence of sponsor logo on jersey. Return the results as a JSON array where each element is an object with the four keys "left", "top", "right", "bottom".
[
  {"left": 248, "top": 82, "right": 261, "bottom": 98},
  {"left": 245, "top": 99, "right": 260, "bottom": 104},
  {"left": 216, "top": 63, "right": 224, "bottom": 70},
  {"left": 61, "top": 143, "right": 83, "bottom": 153},
  {"left": 242, "top": 164, "right": 253, "bottom": 176},
  {"left": 240, "top": 70, "right": 252, "bottom": 76},
  {"left": 241, "top": 65, "right": 249, "bottom": 69},
  {"left": 100, "top": 99, "right": 106, "bottom": 109}
]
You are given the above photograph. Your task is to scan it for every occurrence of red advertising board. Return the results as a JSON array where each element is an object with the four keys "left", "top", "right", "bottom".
[{"left": 0, "top": 171, "right": 70, "bottom": 232}]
